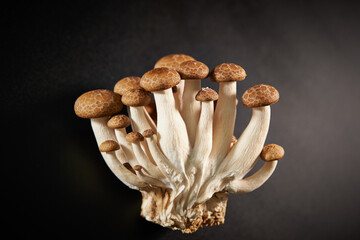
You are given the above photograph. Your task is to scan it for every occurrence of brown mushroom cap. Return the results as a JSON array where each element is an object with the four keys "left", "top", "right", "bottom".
[
  {"left": 74, "top": 89, "right": 123, "bottom": 119},
  {"left": 107, "top": 114, "right": 131, "bottom": 129},
  {"left": 154, "top": 54, "right": 195, "bottom": 71},
  {"left": 242, "top": 84, "right": 280, "bottom": 108},
  {"left": 260, "top": 144, "right": 285, "bottom": 161},
  {"left": 113, "top": 76, "right": 141, "bottom": 95},
  {"left": 99, "top": 140, "right": 120, "bottom": 152},
  {"left": 143, "top": 129, "right": 155, "bottom": 138},
  {"left": 126, "top": 132, "right": 144, "bottom": 143},
  {"left": 121, "top": 89, "right": 151, "bottom": 106},
  {"left": 178, "top": 60, "right": 209, "bottom": 79},
  {"left": 140, "top": 67, "right": 181, "bottom": 92},
  {"left": 195, "top": 88, "right": 219, "bottom": 101},
  {"left": 210, "top": 63, "right": 247, "bottom": 82}
]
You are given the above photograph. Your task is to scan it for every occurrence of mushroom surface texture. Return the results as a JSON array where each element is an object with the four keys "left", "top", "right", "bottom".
[{"left": 74, "top": 56, "right": 285, "bottom": 233}]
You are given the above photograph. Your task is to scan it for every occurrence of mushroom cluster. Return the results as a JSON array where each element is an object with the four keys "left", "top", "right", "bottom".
[{"left": 74, "top": 54, "right": 285, "bottom": 233}]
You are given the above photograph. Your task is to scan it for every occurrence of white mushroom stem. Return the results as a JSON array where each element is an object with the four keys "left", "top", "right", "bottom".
[
  {"left": 185, "top": 100, "right": 214, "bottom": 207},
  {"left": 100, "top": 150, "right": 148, "bottom": 190},
  {"left": 153, "top": 88, "right": 190, "bottom": 173},
  {"left": 144, "top": 135, "right": 184, "bottom": 189},
  {"left": 131, "top": 141, "right": 165, "bottom": 180},
  {"left": 143, "top": 106, "right": 157, "bottom": 132},
  {"left": 129, "top": 106, "right": 157, "bottom": 165},
  {"left": 174, "top": 80, "right": 185, "bottom": 112},
  {"left": 226, "top": 160, "right": 278, "bottom": 193},
  {"left": 208, "top": 82, "right": 237, "bottom": 172},
  {"left": 114, "top": 128, "right": 138, "bottom": 166},
  {"left": 135, "top": 166, "right": 167, "bottom": 188},
  {"left": 197, "top": 106, "right": 271, "bottom": 203},
  {"left": 181, "top": 80, "right": 201, "bottom": 147},
  {"left": 91, "top": 117, "right": 146, "bottom": 189}
]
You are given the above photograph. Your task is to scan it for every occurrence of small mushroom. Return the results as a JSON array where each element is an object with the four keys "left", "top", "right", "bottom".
[
  {"left": 177, "top": 60, "right": 210, "bottom": 147},
  {"left": 154, "top": 54, "right": 196, "bottom": 112},
  {"left": 226, "top": 144, "right": 284, "bottom": 193},
  {"left": 140, "top": 67, "right": 190, "bottom": 173}
]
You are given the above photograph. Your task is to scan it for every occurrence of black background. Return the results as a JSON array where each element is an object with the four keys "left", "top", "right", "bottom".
[{"left": 5, "top": 0, "right": 360, "bottom": 239}]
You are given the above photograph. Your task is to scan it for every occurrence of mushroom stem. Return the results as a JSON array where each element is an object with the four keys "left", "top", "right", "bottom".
[
  {"left": 144, "top": 134, "right": 184, "bottom": 189},
  {"left": 181, "top": 80, "right": 201, "bottom": 147},
  {"left": 134, "top": 166, "right": 167, "bottom": 188},
  {"left": 174, "top": 80, "right": 185, "bottom": 112},
  {"left": 100, "top": 150, "right": 148, "bottom": 190},
  {"left": 208, "top": 82, "right": 237, "bottom": 172},
  {"left": 226, "top": 160, "right": 278, "bottom": 193},
  {"left": 129, "top": 106, "right": 157, "bottom": 165},
  {"left": 91, "top": 117, "right": 117, "bottom": 144},
  {"left": 185, "top": 100, "right": 214, "bottom": 207},
  {"left": 154, "top": 88, "right": 190, "bottom": 173},
  {"left": 197, "top": 106, "right": 270, "bottom": 203},
  {"left": 131, "top": 141, "right": 165, "bottom": 181},
  {"left": 114, "top": 128, "right": 138, "bottom": 166}
]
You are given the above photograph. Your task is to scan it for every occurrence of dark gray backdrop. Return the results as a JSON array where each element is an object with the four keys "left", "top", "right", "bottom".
[{"left": 5, "top": 0, "right": 360, "bottom": 239}]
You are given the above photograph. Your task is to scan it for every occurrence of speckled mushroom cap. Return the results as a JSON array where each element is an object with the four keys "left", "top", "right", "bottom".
[
  {"left": 154, "top": 54, "right": 195, "bottom": 71},
  {"left": 260, "top": 144, "right": 285, "bottom": 161},
  {"left": 242, "top": 84, "right": 279, "bottom": 108},
  {"left": 121, "top": 89, "right": 151, "bottom": 106},
  {"left": 140, "top": 67, "right": 181, "bottom": 92},
  {"left": 99, "top": 140, "right": 120, "bottom": 152},
  {"left": 126, "top": 132, "right": 144, "bottom": 143},
  {"left": 178, "top": 60, "right": 209, "bottom": 79},
  {"left": 107, "top": 114, "right": 131, "bottom": 129},
  {"left": 195, "top": 88, "right": 219, "bottom": 101},
  {"left": 113, "top": 76, "right": 141, "bottom": 95},
  {"left": 74, "top": 89, "right": 123, "bottom": 119},
  {"left": 210, "top": 63, "right": 247, "bottom": 82},
  {"left": 143, "top": 129, "right": 155, "bottom": 138}
]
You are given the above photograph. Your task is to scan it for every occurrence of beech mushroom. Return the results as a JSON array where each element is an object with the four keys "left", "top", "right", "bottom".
[
  {"left": 177, "top": 60, "right": 209, "bottom": 147},
  {"left": 74, "top": 57, "right": 285, "bottom": 233},
  {"left": 140, "top": 67, "right": 190, "bottom": 173},
  {"left": 208, "top": 63, "right": 247, "bottom": 171},
  {"left": 154, "top": 54, "right": 196, "bottom": 112},
  {"left": 226, "top": 144, "right": 284, "bottom": 193}
]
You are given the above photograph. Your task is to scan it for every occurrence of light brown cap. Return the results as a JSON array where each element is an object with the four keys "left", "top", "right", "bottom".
[
  {"left": 99, "top": 140, "right": 120, "bottom": 152},
  {"left": 113, "top": 76, "right": 141, "bottom": 95},
  {"left": 74, "top": 89, "right": 123, "bottom": 119},
  {"left": 195, "top": 88, "right": 219, "bottom": 101},
  {"left": 154, "top": 54, "right": 195, "bottom": 71},
  {"left": 178, "top": 60, "right": 209, "bottom": 79},
  {"left": 121, "top": 89, "right": 151, "bottom": 106},
  {"left": 260, "top": 144, "right": 285, "bottom": 161},
  {"left": 126, "top": 132, "right": 144, "bottom": 143},
  {"left": 107, "top": 114, "right": 131, "bottom": 129},
  {"left": 242, "top": 84, "right": 280, "bottom": 108},
  {"left": 140, "top": 67, "right": 181, "bottom": 92},
  {"left": 210, "top": 63, "right": 246, "bottom": 82},
  {"left": 143, "top": 129, "right": 155, "bottom": 138}
]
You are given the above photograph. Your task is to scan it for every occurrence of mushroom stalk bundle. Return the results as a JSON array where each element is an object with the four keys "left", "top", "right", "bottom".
[{"left": 74, "top": 57, "right": 285, "bottom": 233}]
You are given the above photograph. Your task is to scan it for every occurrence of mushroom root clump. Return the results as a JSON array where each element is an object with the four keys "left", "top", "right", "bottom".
[{"left": 74, "top": 54, "right": 285, "bottom": 233}]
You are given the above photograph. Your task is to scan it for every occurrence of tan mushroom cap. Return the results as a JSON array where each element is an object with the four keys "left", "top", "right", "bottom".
[
  {"left": 74, "top": 89, "right": 123, "bottom": 119},
  {"left": 242, "top": 84, "right": 280, "bottom": 108},
  {"left": 107, "top": 114, "right": 131, "bottom": 129},
  {"left": 121, "top": 89, "right": 151, "bottom": 106},
  {"left": 99, "top": 140, "right": 120, "bottom": 152},
  {"left": 195, "top": 88, "right": 219, "bottom": 101},
  {"left": 260, "top": 144, "right": 285, "bottom": 162},
  {"left": 178, "top": 60, "right": 209, "bottom": 79},
  {"left": 143, "top": 129, "right": 155, "bottom": 138},
  {"left": 113, "top": 76, "right": 141, "bottom": 95},
  {"left": 123, "top": 162, "right": 136, "bottom": 174},
  {"left": 210, "top": 63, "right": 247, "bottom": 82},
  {"left": 140, "top": 67, "right": 181, "bottom": 92},
  {"left": 154, "top": 54, "right": 195, "bottom": 71},
  {"left": 126, "top": 132, "right": 144, "bottom": 143}
]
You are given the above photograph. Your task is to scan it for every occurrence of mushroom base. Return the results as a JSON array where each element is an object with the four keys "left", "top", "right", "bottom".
[{"left": 140, "top": 189, "right": 228, "bottom": 233}]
